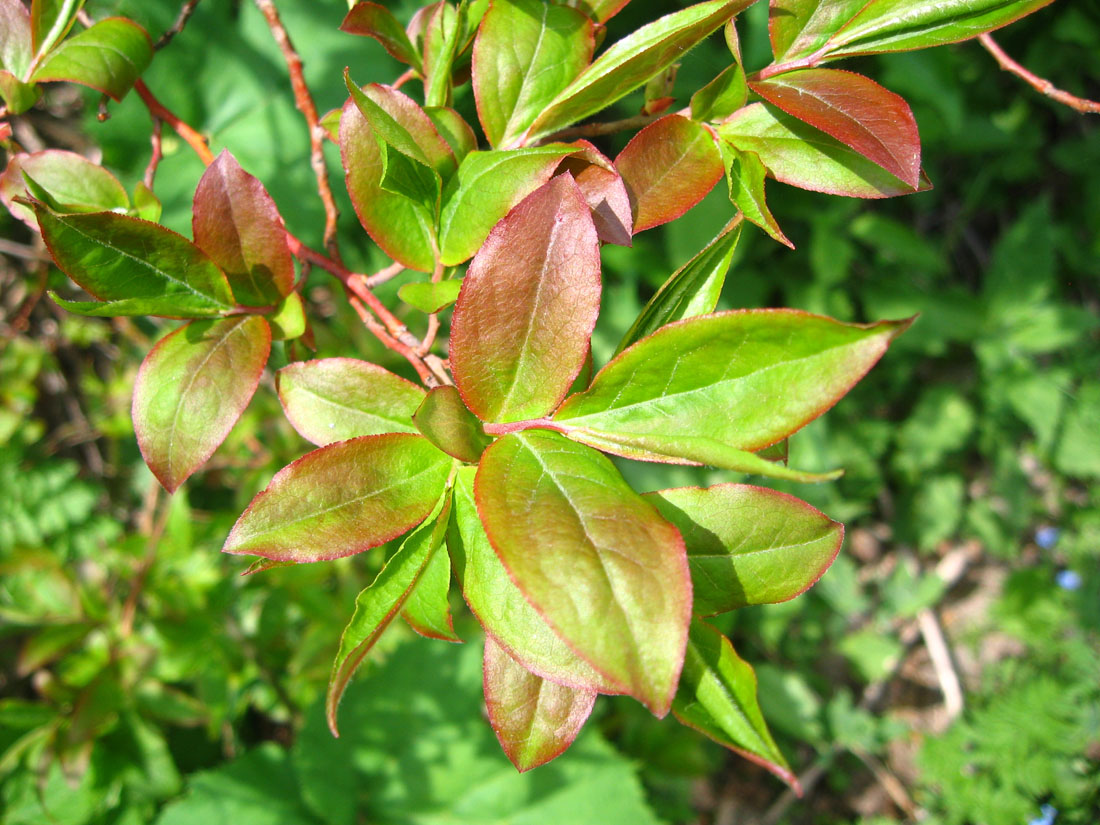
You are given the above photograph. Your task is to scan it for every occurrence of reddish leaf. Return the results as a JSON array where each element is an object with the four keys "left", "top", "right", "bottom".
[
  {"left": 750, "top": 68, "right": 920, "bottom": 188},
  {"left": 340, "top": 2, "right": 423, "bottom": 72},
  {"left": 556, "top": 141, "right": 633, "bottom": 247},
  {"left": 450, "top": 174, "right": 600, "bottom": 423},
  {"left": 614, "top": 115, "right": 724, "bottom": 233},
  {"left": 133, "top": 315, "right": 271, "bottom": 493},
  {"left": 192, "top": 150, "right": 294, "bottom": 307},
  {"left": 483, "top": 635, "right": 597, "bottom": 772}
]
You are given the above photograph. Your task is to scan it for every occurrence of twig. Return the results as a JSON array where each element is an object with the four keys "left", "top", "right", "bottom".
[
  {"left": 0, "top": 238, "right": 50, "bottom": 261},
  {"left": 535, "top": 113, "right": 665, "bottom": 144},
  {"left": 347, "top": 295, "right": 437, "bottom": 387},
  {"left": 363, "top": 260, "right": 405, "bottom": 288},
  {"left": 392, "top": 68, "right": 416, "bottom": 90},
  {"left": 917, "top": 607, "right": 966, "bottom": 720},
  {"left": 143, "top": 118, "right": 163, "bottom": 189},
  {"left": 979, "top": 33, "right": 1100, "bottom": 114},
  {"left": 134, "top": 79, "right": 215, "bottom": 164},
  {"left": 253, "top": 0, "right": 343, "bottom": 258},
  {"left": 850, "top": 746, "right": 919, "bottom": 819},
  {"left": 156, "top": 0, "right": 202, "bottom": 50}
]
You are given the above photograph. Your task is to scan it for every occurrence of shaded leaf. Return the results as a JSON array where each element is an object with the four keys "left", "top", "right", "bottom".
[
  {"left": 424, "top": 106, "right": 478, "bottom": 164},
  {"left": 690, "top": 62, "right": 748, "bottom": 122},
  {"left": 133, "top": 316, "right": 271, "bottom": 493},
  {"left": 340, "top": 2, "right": 422, "bottom": 72},
  {"left": 31, "top": 17, "right": 152, "bottom": 100},
  {"left": 267, "top": 292, "right": 307, "bottom": 341},
  {"left": 132, "top": 180, "right": 161, "bottom": 222},
  {"left": 413, "top": 385, "right": 491, "bottom": 463},
  {"left": 556, "top": 142, "right": 633, "bottom": 247},
  {"left": 30, "top": 0, "right": 80, "bottom": 57},
  {"left": 1, "top": 150, "right": 128, "bottom": 227},
  {"left": 398, "top": 279, "right": 462, "bottom": 314},
  {"left": 0, "top": 70, "right": 40, "bottom": 114},
  {"left": 718, "top": 143, "right": 792, "bottom": 247},
  {"left": 401, "top": 538, "right": 461, "bottom": 642}
]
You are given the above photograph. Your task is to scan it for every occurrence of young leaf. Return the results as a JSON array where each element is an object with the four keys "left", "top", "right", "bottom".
[
  {"left": 422, "top": 0, "right": 461, "bottom": 107},
  {"left": 561, "top": 0, "right": 632, "bottom": 23},
  {"left": 691, "top": 63, "right": 748, "bottom": 122},
  {"left": 616, "top": 221, "right": 741, "bottom": 355},
  {"left": 749, "top": 68, "right": 920, "bottom": 188},
  {"left": 645, "top": 483, "right": 844, "bottom": 614},
  {"left": 525, "top": 0, "right": 756, "bottom": 142},
  {"left": 413, "top": 385, "right": 492, "bottom": 463},
  {"left": 450, "top": 174, "right": 600, "bottom": 423},
  {"left": 132, "top": 180, "right": 161, "bottom": 222},
  {"left": 483, "top": 635, "right": 597, "bottom": 772},
  {"left": 719, "top": 102, "right": 923, "bottom": 199},
  {"left": 472, "top": 0, "right": 594, "bottom": 148},
  {"left": 768, "top": 0, "right": 867, "bottom": 61},
  {"left": 267, "top": 292, "right": 307, "bottom": 341},
  {"left": 556, "top": 142, "right": 633, "bottom": 247},
  {"left": 133, "top": 316, "right": 271, "bottom": 493},
  {"left": 34, "top": 204, "right": 236, "bottom": 316},
  {"left": 340, "top": 2, "right": 423, "bottom": 72},
  {"left": 555, "top": 309, "right": 911, "bottom": 451},
  {"left": 344, "top": 78, "right": 456, "bottom": 177},
  {"left": 30, "top": 17, "right": 152, "bottom": 100},
  {"left": 327, "top": 493, "right": 451, "bottom": 735},
  {"left": 424, "top": 106, "right": 478, "bottom": 164},
  {"left": 0, "top": 0, "right": 33, "bottom": 79},
  {"left": 1, "top": 150, "right": 128, "bottom": 227},
  {"left": 450, "top": 467, "right": 622, "bottom": 694},
  {"left": 30, "top": 0, "right": 80, "bottom": 57},
  {"left": 475, "top": 431, "right": 691, "bottom": 716},
  {"left": 0, "top": 71, "right": 40, "bottom": 114},
  {"left": 397, "top": 279, "right": 462, "bottom": 314},
  {"left": 615, "top": 115, "right": 724, "bottom": 233},
  {"left": 276, "top": 358, "right": 424, "bottom": 446},
  {"left": 718, "top": 144, "right": 793, "bottom": 248},
  {"left": 673, "top": 620, "right": 797, "bottom": 789},
  {"left": 437, "top": 145, "right": 576, "bottom": 265},
  {"left": 223, "top": 434, "right": 452, "bottom": 563},
  {"left": 401, "top": 539, "right": 461, "bottom": 642}
]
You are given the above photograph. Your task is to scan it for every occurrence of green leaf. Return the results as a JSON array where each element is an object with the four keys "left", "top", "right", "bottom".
[
  {"left": 673, "top": 620, "right": 796, "bottom": 789},
  {"left": 476, "top": 431, "right": 690, "bottom": 716},
  {"left": 422, "top": 0, "right": 462, "bottom": 107},
  {"left": 327, "top": 494, "right": 451, "bottom": 736},
  {"left": 222, "top": 434, "right": 452, "bottom": 563},
  {"left": 718, "top": 143, "right": 793, "bottom": 247},
  {"left": 47, "top": 293, "right": 225, "bottom": 318},
  {"left": 690, "top": 62, "right": 748, "bottom": 122},
  {"left": 483, "top": 635, "right": 597, "bottom": 771},
  {"left": 17, "top": 621, "right": 93, "bottom": 675},
  {"left": 34, "top": 203, "right": 236, "bottom": 314},
  {"left": 132, "top": 180, "right": 161, "bottom": 222},
  {"left": 472, "top": 0, "right": 594, "bottom": 148},
  {"left": 133, "top": 316, "right": 270, "bottom": 493},
  {"left": 276, "top": 358, "right": 424, "bottom": 446},
  {"left": 398, "top": 278, "right": 462, "bottom": 313},
  {"left": 561, "top": 0, "right": 633, "bottom": 23},
  {"left": 449, "top": 467, "right": 620, "bottom": 693},
  {"left": 340, "top": 1, "right": 423, "bottom": 72},
  {"left": 0, "top": 70, "right": 40, "bottom": 114},
  {"left": 645, "top": 483, "right": 843, "bottom": 615},
  {"left": 31, "top": 17, "right": 152, "bottom": 101},
  {"left": 450, "top": 174, "right": 600, "bottom": 422},
  {"left": 0, "top": 150, "right": 128, "bottom": 227},
  {"left": 267, "top": 292, "right": 307, "bottom": 341},
  {"left": 0, "top": 0, "right": 32, "bottom": 78},
  {"left": 1054, "top": 382, "right": 1100, "bottom": 481},
  {"left": 413, "top": 385, "right": 491, "bottom": 463},
  {"left": 616, "top": 221, "right": 741, "bottom": 355},
  {"left": 401, "top": 538, "right": 461, "bottom": 642},
  {"left": 437, "top": 145, "right": 576, "bottom": 266},
  {"left": 29, "top": 0, "right": 81, "bottom": 57},
  {"left": 525, "top": 0, "right": 756, "bottom": 142},
  {"left": 424, "top": 106, "right": 478, "bottom": 164},
  {"left": 192, "top": 150, "right": 294, "bottom": 306},
  {"left": 555, "top": 309, "right": 910, "bottom": 450},
  {"left": 768, "top": 0, "right": 867, "bottom": 60}
]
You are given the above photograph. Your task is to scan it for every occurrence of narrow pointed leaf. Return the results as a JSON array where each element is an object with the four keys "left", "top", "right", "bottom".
[
  {"left": 561, "top": 0, "right": 632, "bottom": 23},
  {"left": 750, "top": 69, "right": 920, "bottom": 188},
  {"left": 556, "top": 142, "right": 633, "bottom": 247},
  {"left": 691, "top": 63, "right": 748, "bottom": 122},
  {"left": 646, "top": 484, "right": 844, "bottom": 614},
  {"left": 450, "top": 174, "right": 600, "bottom": 423},
  {"left": 472, "top": 0, "right": 594, "bottom": 148},
  {"left": 525, "top": 0, "right": 755, "bottom": 142},
  {"left": 133, "top": 316, "right": 271, "bottom": 493},
  {"left": 719, "top": 144, "right": 793, "bottom": 248},
  {"left": 1, "top": 150, "right": 128, "bottom": 227},
  {"left": 34, "top": 204, "right": 235, "bottom": 313},
  {"left": 422, "top": 0, "right": 461, "bottom": 107},
  {"left": 402, "top": 540, "right": 461, "bottom": 642},
  {"left": 1, "top": 0, "right": 33, "bottom": 78},
  {"left": 768, "top": 0, "right": 866, "bottom": 60},
  {"left": 340, "top": 2, "right": 423, "bottom": 72},
  {"left": 475, "top": 431, "right": 691, "bottom": 716},
  {"left": 193, "top": 151, "right": 294, "bottom": 306},
  {"left": 223, "top": 434, "right": 452, "bottom": 563},
  {"left": 616, "top": 221, "right": 741, "bottom": 355},
  {"left": 450, "top": 467, "right": 622, "bottom": 693},
  {"left": 484, "top": 635, "right": 597, "bottom": 772},
  {"left": 615, "top": 115, "right": 724, "bottom": 233},
  {"left": 413, "top": 385, "right": 491, "bottom": 463},
  {"left": 31, "top": 17, "right": 152, "bottom": 100},
  {"left": 556, "top": 309, "right": 911, "bottom": 450},
  {"left": 276, "top": 358, "right": 423, "bottom": 445},
  {"left": 673, "top": 620, "right": 797, "bottom": 789},
  {"left": 327, "top": 494, "right": 451, "bottom": 735},
  {"left": 719, "top": 102, "right": 922, "bottom": 199},
  {"left": 47, "top": 293, "right": 230, "bottom": 319},
  {"left": 398, "top": 279, "right": 462, "bottom": 314},
  {"left": 30, "top": 0, "right": 80, "bottom": 57}
]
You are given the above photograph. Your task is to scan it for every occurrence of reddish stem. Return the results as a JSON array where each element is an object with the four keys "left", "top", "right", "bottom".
[
  {"left": 750, "top": 45, "right": 829, "bottom": 82},
  {"left": 134, "top": 79, "right": 215, "bottom": 164},
  {"left": 979, "top": 33, "right": 1100, "bottom": 115},
  {"left": 143, "top": 118, "right": 163, "bottom": 189},
  {"left": 347, "top": 296, "right": 437, "bottom": 386}
]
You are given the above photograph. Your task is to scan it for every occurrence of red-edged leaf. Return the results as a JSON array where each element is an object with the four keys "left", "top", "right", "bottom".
[
  {"left": 347, "top": 81, "right": 456, "bottom": 177},
  {"left": 561, "top": 0, "right": 633, "bottom": 23},
  {"left": 450, "top": 174, "right": 600, "bottom": 423},
  {"left": 401, "top": 538, "right": 461, "bottom": 642},
  {"left": 1, "top": 150, "right": 128, "bottom": 227},
  {"left": 30, "top": 17, "right": 152, "bottom": 101},
  {"left": 718, "top": 144, "right": 793, "bottom": 248},
  {"left": 614, "top": 115, "right": 724, "bottom": 233},
  {"left": 133, "top": 315, "right": 271, "bottom": 493},
  {"left": 223, "top": 434, "right": 452, "bottom": 563},
  {"left": 475, "top": 431, "right": 691, "bottom": 717},
  {"left": 750, "top": 68, "right": 920, "bottom": 188},
  {"left": 340, "top": 2, "right": 423, "bottom": 72},
  {"left": 413, "top": 385, "right": 491, "bottom": 463},
  {"left": 556, "top": 141, "right": 633, "bottom": 247},
  {"left": 193, "top": 150, "right": 294, "bottom": 307},
  {"left": 768, "top": 0, "right": 867, "bottom": 60},
  {"left": 483, "top": 635, "right": 597, "bottom": 772},
  {"left": 0, "top": 0, "right": 33, "bottom": 80}
]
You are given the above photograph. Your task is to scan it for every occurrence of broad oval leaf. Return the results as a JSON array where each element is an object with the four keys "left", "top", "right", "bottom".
[
  {"left": 450, "top": 174, "right": 600, "bottom": 423},
  {"left": 525, "top": 0, "right": 755, "bottom": 142},
  {"left": 472, "top": 0, "right": 594, "bottom": 148},
  {"left": 555, "top": 309, "right": 911, "bottom": 451},
  {"left": 30, "top": 0, "right": 79, "bottom": 57},
  {"left": 192, "top": 150, "right": 294, "bottom": 307},
  {"left": 222, "top": 434, "right": 452, "bottom": 563},
  {"left": 450, "top": 466, "right": 622, "bottom": 693},
  {"left": 276, "top": 358, "right": 424, "bottom": 446},
  {"left": 645, "top": 483, "right": 844, "bottom": 614},
  {"left": 475, "top": 431, "right": 691, "bottom": 716},
  {"left": 1, "top": 150, "right": 128, "bottom": 228},
  {"left": 340, "top": 2, "right": 423, "bottom": 72},
  {"left": 31, "top": 17, "right": 152, "bottom": 100},
  {"left": 326, "top": 494, "right": 450, "bottom": 735},
  {"left": 0, "top": 0, "right": 33, "bottom": 80},
  {"left": 401, "top": 538, "right": 461, "bottom": 642},
  {"left": 133, "top": 316, "right": 271, "bottom": 493},
  {"left": 615, "top": 114, "right": 724, "bottom": 233},
  {"left": 556, "top": 142, "right": 633, "bottom": 247},
  {"left": 673, "top": 620, "right": 797, "bottom": 789},
  {"left": 718, "top": 143, "right": 793, "bottom": 247},
  {"left": 484, "top": 635, "right": 597, "bottom": 772},
  {"left": 750, "top": 68, "right": 920, "bottom": 188},
  {"left": 35, "top": 204, "right": 235, "bottom": 316},
  {"left": 768, "top": 0, "right": 867, "bottom": 60},
  {"left": 413, "top": 385, "right": 491, "bottom": 463},
  {"left": 719, "top": 102, "right": 922, "bottom": 199}
]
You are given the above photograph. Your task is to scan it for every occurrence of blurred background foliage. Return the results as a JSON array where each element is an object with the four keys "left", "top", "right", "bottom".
[{"left": 1, "top": 0, "right": 1098, "bottom": 822}]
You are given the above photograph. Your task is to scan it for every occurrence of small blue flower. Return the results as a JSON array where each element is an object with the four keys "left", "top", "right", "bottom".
[
  {"left": 1056, "top": 570, "right": 1082, "bottom": 591},
  {"left": 1035, "top": 526, "right": 1060, "bottom": 549},
  {"left": 1026, "top": 803, "right": 1058, "bottom": 825}
]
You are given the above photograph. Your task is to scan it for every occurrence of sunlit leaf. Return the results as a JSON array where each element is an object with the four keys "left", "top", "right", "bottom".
[
  {"left": 1, "top": 150, "right": 128, "bottom": 227},
  {"left": 397, "top": 279, "right": 462, "bottom": 314},
  {"left": 29, "top": 0, "right": 81, "bottom": 57},
  {"left": 424, "top": 106, "right": 478, "bottom": 164},
  {"left": 401, "top": 538, "right": 461, "bottom": 642},
  {"left": 561, "top": 0, "right": 633, "bottom": 23},
  {"left": 768, "top": 0, "right": 866, "bottom": 60},
  {"left": 718, "top": 144, "right": 793, "bottom": 247},
  {"left": 31, "top": 17, "right": 152, "bottom": 100},
  {"left": 267, "top": 292, "right": 307, "bottom": 341},
  {"left": 413, "top": 385, "right": 491, "bottom": 463},
  {"left": 690, "top": 63, "right": 748, "bottom": 122},
  {"left": 340, "top": 2, "right": 423, "bottom": 72},
  {"left": 556, "top": 142, "right": 633, "bottom": 247}
]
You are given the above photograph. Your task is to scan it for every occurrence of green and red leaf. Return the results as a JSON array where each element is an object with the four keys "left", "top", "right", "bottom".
[
  {"left": 133, "top": 315, "right": 271, "bottom": 493},
  {"left": 450, "top": 174, "right": 600, "bottom": 423},
  {"left": 340, "top": 2, "right": 423, "bottom": 72},
  {"left": 30, "top": 17, "right": 152, "bottom": 100},
  {"left": 29, "top": 0, "right": 80, "bottom": 57},
  {"left": 413, "top": 385, "right": 491, "bottom": 463},
  {"left": 556, "top": 142, "right": 633, "bottom": 247},
  {"left": 401, "top": 538, "right": 461, "bottom": 642},
  {"left": 561, "top": 0, "right": 633, "bottom": 23},
  {"left": 768, "top": 0, "right": 867, "bottom": 60},
  {"left": 1, "top": 150, "right": 128, "bottom": 227},
  {"left": 690, "top": 62, "right": 748, "bottom": 122},
  {"left": 719, "top": 144, "right": 793, "bottom": 247},
  {"left": 0, "top": 0, "right": 33, "bottom": 79}
]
